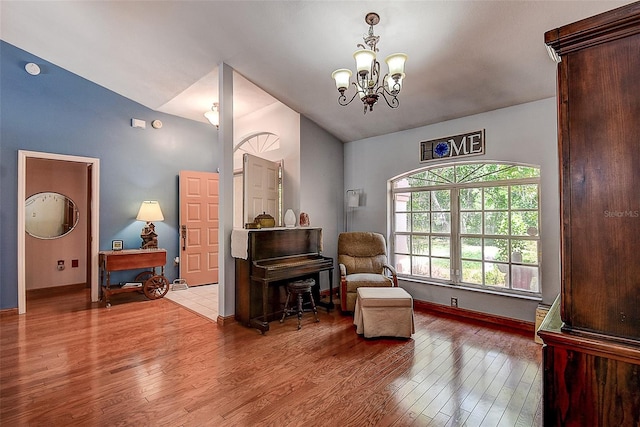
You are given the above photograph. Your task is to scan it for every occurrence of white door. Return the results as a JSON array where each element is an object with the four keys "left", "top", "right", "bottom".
[
  {"left": 179, "top": 171, "right": 219, "bottom": 286},
  {"left": 243, "top": 153, "right": 281, "bottom": 225}
]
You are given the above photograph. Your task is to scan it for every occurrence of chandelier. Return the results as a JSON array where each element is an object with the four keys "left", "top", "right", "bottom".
[{"left": 331, "top": 12, "right": 407, "bottom": 114}]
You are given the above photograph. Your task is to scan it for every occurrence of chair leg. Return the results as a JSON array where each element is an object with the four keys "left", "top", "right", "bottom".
[
  {"left": 280, "top": 291, "right": 291, "bottom": 323},
  {"left": 296, "top": 292, "right": 303, "bottom": 330},
  {"left": 309, "top": 292, "right": 320, "bottom": 323}
]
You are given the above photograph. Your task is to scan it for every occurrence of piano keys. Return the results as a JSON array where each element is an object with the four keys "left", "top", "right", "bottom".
[{"left": 233, "top": 228, "right": 334, "bottom": 333}]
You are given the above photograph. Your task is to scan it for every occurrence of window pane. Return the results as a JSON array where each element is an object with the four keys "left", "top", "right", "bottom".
[
  {"left": 394, "top": 254, "right": 410, "bottom": 275},
  {"left": 394, "top": 234, "right": 411, "bottom": 254},
  {"left": 432, "top": 190, "right": 451, "bottom": 211},
  {"left": 411, "top": 191, "right": 430, "bottom": 211},
  {"left": 431, "top": 236, "right": 450, "bottom": 257},
  {"left": 391, "top": 163, "right": 541, "bottom": 297},
  {"left": 412, "top": 213, "right": 430, "bottom": 232},
  {"left": 432, "top": 258, "right": 450, "bottom": 280},
  {"left": 462, "top": 260, "right": 483, "bottom": 284},
  {"left": 511, "top": 184, "right": 538, "bottom": 209},
  {"left": 428, "top": 166, "right": 455, "bottom": 184},
  {"left": 461, "top": 238, "right": 482, "bottom": 259},
  {"left": 460, "top": 188, "right": 482, "bottom": 211},
  {"left": 460, "top": 212, "right": 482, "bottom": 234},
  {"left": 511, "top": 240, "right": 538, "bottom": 265},
  {"left": 484, "top": 238, "right": 509, "bottom": 262},
  {"left": 393, "top": 177, "right": 412, "bottom": 189},
  {"left": 484, "top": 212, "right": 508, "bottom": 235},
  {"left": 407, "top": 172, "right": 428, "bottom": 187},
  {"left": 412, "top": 236, "right": 429, "bottom": 255},
  {"left": 432, "top": 212, "right": 451, "bottom": 233},
  {"left": 412, "top": 256, "right": 430, "bottom": 277},
  {"left": 485, "top": 262, "right": 508, "bottom": 287},
  {"left": 395, "top": 212, "right": 411, "bottom": 232},
  {"left": 511, "top": 211, "right": 538, "bottom": 236},
  {"left": 511, "top": 265, "right": 539, "bottom": 292},
  {"left": 484, "top": 186, "right": 508, "bottom": 210},
  {"left": 455, "top": 164, "right": 483, "bottom": 183},
  {"left": 395, "top": 193, "right": 411, "bottom": 211}
]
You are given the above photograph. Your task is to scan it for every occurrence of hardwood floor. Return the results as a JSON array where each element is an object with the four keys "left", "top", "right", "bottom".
[{"left": 1, "top": 288, "right": 542, "bottom": 426}]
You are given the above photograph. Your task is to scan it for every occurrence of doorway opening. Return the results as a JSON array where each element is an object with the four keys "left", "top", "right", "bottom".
[{"left": 18, "top": 150, "right": 100, "bottom": 314}]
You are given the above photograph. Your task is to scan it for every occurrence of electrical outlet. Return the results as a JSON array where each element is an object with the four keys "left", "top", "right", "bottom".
[{"left": 451, "top": 297, "right": 458, "bottom": 308}]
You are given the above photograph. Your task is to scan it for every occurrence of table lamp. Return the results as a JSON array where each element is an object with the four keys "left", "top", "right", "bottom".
[{"left": 136, "top": 201, "right": 164, "bottom": 249}]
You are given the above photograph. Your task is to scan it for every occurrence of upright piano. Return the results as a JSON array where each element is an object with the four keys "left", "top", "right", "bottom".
[{"left": 233, "top": 228, "right": 334, "bottom": 333}]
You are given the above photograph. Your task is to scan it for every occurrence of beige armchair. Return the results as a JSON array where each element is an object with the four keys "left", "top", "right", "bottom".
[{"left": 338, "top": 232, "right": 398, "bottom": 312}]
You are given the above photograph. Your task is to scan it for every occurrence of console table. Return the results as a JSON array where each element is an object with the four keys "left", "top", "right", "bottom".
[{"left": 99, "top": 249, "right": 168, "bottom": 307}]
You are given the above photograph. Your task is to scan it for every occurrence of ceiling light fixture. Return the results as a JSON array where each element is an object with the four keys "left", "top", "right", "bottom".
[
  {"left": 204, "top": 102, "right": 219, "bottom": 128},
  {"left": 331, "top": 12, "right": 407, "bottom": 114}
]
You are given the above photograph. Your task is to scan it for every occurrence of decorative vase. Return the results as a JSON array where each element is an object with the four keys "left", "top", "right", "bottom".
[
  {"left": 284, "top": 209, "right": 296, "bottom": 227},
  {"left": 299, "top": 212, "right": 310, "bottom": 227}
]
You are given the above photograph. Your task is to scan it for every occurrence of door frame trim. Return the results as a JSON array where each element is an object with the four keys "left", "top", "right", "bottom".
[{"left": 18, "top": 150, "right": 100, "bottom": 314}]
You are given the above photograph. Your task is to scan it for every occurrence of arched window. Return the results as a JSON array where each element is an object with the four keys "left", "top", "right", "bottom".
[
  {"left": 391, "top": 162, "right": 541, "bottom": 296},
  {"left": 233, "top": 131, "right": 280, "bottom": 167}
]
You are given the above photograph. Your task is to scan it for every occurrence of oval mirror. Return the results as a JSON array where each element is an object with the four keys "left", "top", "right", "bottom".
[{"left": 25, "top": 192, "right": 79, "bottom": 239}]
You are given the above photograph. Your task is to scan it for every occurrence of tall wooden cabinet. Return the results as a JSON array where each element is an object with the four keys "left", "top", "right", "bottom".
[{"left": 539, "top": 2, "right": 640, "bottom": 425}]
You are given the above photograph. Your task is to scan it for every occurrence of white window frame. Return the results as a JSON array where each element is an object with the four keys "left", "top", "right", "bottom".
[{"left": 390, "top": 161, "right": 541, "bottom": 298}]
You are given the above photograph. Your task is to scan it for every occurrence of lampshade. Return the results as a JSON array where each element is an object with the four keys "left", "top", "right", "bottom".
[
  {"left": 136, "top": 201, "right": 164, "bottom": 222},
  {"left": 204, "top": 102, "right": 219, "bottom": 128},
  {"left": 385, "top": 53, "right": 408, "bottom": 77},
  {"left": 331, "top": 68, "right": 352, "bottom": 91},
  {"left": 347, "top": 192, "right": 360, "bottom": 208},
  {"left": 353, "top": 49, "right": 376, "bottom": 76}
]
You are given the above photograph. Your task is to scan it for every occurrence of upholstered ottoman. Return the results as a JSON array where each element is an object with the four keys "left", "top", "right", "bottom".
[{"left": 354, "top": 287, "right": 414, "bottom": 338}]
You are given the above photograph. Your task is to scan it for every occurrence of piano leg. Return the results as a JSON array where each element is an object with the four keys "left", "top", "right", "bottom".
[
  {"left": 258, "top": 281, "right": 270, "bottom": 334},
  {"left": 328, "top": 268, "right": 334, "bottom": 310},
  {"left": 316, "top": 268, "right": 335, "bottom": 311},
  {"left": 250, "top": 318, "right": 270, "bottom": 334}
]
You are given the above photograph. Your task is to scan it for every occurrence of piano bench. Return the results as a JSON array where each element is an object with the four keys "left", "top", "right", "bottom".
[
  {"left": 280, "top": 279, "right": 320, "bottom": 330},
  {"left": 354, "top": 287, "right": 415, "bottom": 338}
]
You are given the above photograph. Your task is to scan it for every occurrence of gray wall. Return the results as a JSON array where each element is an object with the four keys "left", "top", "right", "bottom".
[
  {"left": 343, "top": 98, "right": 560, "bottom": 322},
  {"left": 300, "top": 116, "right": 344, "bottom": 292}
]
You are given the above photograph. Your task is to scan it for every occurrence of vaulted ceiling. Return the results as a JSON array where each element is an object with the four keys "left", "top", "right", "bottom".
[{"left": 1, "top": 1, "right": 632, "bottom": 142}]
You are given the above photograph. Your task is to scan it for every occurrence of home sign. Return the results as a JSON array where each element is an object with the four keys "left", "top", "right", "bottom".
[{"left": 420, "top": 130, "right": 485, "bottom": 162}]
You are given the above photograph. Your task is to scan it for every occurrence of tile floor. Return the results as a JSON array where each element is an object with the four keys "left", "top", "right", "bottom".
[{"left": 164, "top": 283, "right": 218, "bottom": 321}]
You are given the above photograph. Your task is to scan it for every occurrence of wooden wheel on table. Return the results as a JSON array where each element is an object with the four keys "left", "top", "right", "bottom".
[
  {"left": 135, "top": 271, "right": 154, "bottom": 284},
  {"left": 143, "top": 275, "right": 169, "bottom": 300}
]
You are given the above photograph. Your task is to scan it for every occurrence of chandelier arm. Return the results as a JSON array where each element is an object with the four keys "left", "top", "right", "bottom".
[
  {"left": 338, "top": 85, "right": 361, "bottom": 107},
  {"left": 370, "top": 60, "right": 381, "bottom": 90},
  {"left": 377, "top": 87, "right": 400, "bottom": 109},
  {"left": 378, "top": 75, "right": 402, "bottom": 98}
]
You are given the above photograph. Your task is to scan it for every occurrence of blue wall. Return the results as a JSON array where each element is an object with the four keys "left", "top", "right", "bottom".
[{"left": 0, "top": 41, "right": 218, "bottom": 309}]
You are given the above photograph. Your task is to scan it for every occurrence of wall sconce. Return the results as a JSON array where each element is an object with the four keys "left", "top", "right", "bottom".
[
  {"left": 347, "top": 190, "right": 360, "bottom": 208},
  {"left": 136, "top": 201, "right": 164, "bottom": 249},
  {"left": 345, "top": 189, "right": 361, "bottom": 232},
  {"left": 204, "top": 102, "right": 219, "bottom": 129}
]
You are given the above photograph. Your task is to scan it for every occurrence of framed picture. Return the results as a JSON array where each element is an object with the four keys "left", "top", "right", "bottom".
[{"left": 111, "top": 240, "right": 123, "bottom": 251}]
